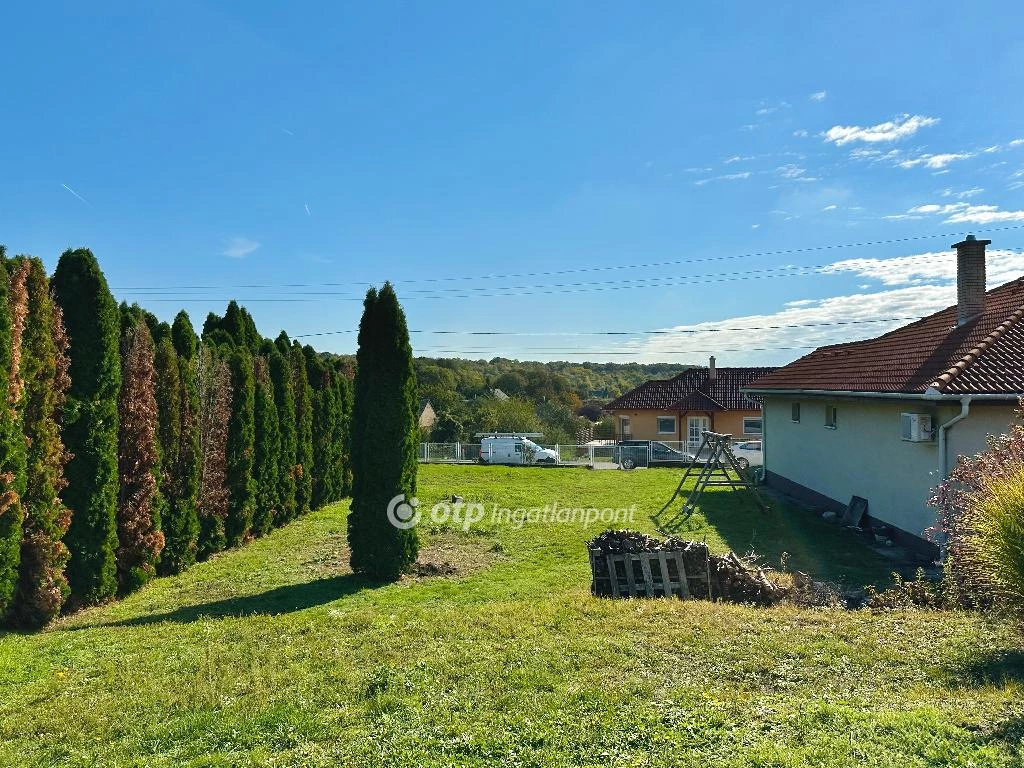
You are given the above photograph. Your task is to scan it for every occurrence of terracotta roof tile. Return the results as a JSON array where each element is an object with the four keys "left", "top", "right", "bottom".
[
  {"left": 606, "top": 367, "right": 775, "bottom": 411},
  {"left": 745, "top": 277, "right": 1024, "bottom": 395}
]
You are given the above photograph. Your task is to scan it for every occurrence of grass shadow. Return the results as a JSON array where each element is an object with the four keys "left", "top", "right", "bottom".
[
  {"left": 956, "top": 649, "right": 1024, "bottom": 687},
  {"left": 657, "top": 485, "right": 895, "bottom": 586},
  {"left": 71, "top": 573, "right": 371, "bottom": 629}
]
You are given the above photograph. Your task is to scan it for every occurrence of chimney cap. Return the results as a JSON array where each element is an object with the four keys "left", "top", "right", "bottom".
[{"left": 952, "top": 234, "right": 991, "bottom": 249}]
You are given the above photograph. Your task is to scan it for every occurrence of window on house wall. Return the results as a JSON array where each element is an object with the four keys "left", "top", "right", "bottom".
[
  {"left": 620, "top": 415, "right": 631, "bottom": 436},
  {"left": 791, "top": 402, "right": 800, "bottom": 423},
  {"left": 825, "top": 405, "right": 838, "bottom": 429},
  {"left": 657, "top": 416, "right": 676, "bottom": 434},
  {"left": 742, "top": 417, "right": 762, "bottom": 435}
]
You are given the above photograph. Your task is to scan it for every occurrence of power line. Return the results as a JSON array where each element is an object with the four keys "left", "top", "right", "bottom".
[
  {"left": 109, "top": 224, "right": 1024, "bottom": 292},
  {"left": 292, "top": 316, "right": 922, "bottom": 339}
]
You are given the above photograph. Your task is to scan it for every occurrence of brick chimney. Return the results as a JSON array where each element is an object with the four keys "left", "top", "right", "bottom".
[
  {"left": 953, "top": 234, "right": 990, "bottom": 326},
  {"left": 708, "top": 355, "right": 717, "bottom": 381}
]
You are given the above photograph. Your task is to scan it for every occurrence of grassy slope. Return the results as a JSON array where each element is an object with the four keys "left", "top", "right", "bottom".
[{"left": 0, "top": 465, "right": 1021, "bottom": 767}]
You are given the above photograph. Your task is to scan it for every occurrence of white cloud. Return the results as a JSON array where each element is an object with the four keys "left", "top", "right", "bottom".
[
  {"left": 897, "top": 151, "right": 975, "bottom": 169},
  {"left": 625, "top": 249, "right": 1024, "bottom": 365},
  {"left": 793, "top": 129, "right": 809, "bottom": 138},
  {"left": 751, "top": 223, "right": 760, "bottom": 229},
  {"left": 821, "top": 249, "right": 1024, "bottom": 286},
  {"left": 944, "top": 205, "right": 1024, "bottom": 224},
  {"left": 694, "top": 171, "right": 752, "bottom": 186},
  {"left": 940, "top": 187, "right": 984, "bottom": 199},
  {"left": 222, "top": 236, "right": 261, "bottom": 259},
  {"left": 822, "top": 204, "right": 838, "bottom": 211},
  {"left": 809, "top": 91, "right": 827, "bottom": 102},
  {"left": 889, "top": 201, "right": 1024, "bottom": 225},
  {"left": 755, "top": 100, "right": 791, "bottom": 116},
  {"left": 776, "top": 164, "right": 819, "bottom": 182},
  {"left": 724, "top": 155, "right": 755, "bottom": 164},
  {"left": 822, "top": 114, "right": 939, "bottom": 146}
]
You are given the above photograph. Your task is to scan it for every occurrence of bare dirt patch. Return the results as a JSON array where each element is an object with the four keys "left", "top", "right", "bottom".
[{"left": 300, "top": 529, "right": 503, "bottom": 581}]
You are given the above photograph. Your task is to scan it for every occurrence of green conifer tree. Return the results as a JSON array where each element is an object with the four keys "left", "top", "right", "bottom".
[
  {"left": 9, "top": 257, "right": 73, "bottom": 626},
  {"left": 224, "top": 349, "right": 255, "bottom": 545},
  {"left": 269, "top": 348, "right": 297, "bottom": 524},
  {"left": 51, "top": 248, "right": 121, "bottom": 607},
  {"left": 348, "top": 283, "right": 419, "bottom": 580}
]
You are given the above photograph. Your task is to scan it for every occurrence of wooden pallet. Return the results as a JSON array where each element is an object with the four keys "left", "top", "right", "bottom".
[{"left": 589, "top": 549, "right": 711, "bottom": 599}]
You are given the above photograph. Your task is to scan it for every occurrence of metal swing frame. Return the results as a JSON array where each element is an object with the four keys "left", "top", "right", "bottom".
[{"left": 654, "top": 430, "right": 768, "bottom": 533}]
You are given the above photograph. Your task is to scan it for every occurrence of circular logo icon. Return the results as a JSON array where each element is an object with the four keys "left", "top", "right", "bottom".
[{"left": 386, "top": 493, "right": 420, "bottom": 529}]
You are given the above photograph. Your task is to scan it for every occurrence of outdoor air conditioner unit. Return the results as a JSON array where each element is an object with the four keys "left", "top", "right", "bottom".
[{"left": 901, "top": 413, "right": 934, "bottom": 442}]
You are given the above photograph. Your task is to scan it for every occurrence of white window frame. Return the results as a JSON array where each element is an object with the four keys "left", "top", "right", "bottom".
[
  {"left": 619, "top": 415, "right": 631, "bottom": 436},
  {"left": 825, "top": 405, "right": 838, "bottom": 429},
  {"left": 657, "top": 416, "right": 676, "bottom": 435},
  {"left": 687, "top": 415, "right": 710, "bottom": 449},
  {"left": 742, "top": 417, "right": 763, "bottom": 435}
]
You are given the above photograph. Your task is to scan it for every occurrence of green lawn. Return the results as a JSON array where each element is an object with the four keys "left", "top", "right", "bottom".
[{"left": 1, "top": 465, "right": 1022, "bottom": 767}]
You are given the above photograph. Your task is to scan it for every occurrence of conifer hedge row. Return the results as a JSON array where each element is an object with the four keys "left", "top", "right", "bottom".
[{"left": 0, "top": 248, "right": 354, "bottom": 627}]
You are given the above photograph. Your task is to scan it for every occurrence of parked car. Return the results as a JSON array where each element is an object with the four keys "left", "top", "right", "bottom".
[
  {"left": 479, "top": 436, "right": 559, "bottom": 465},
  {"left": 731, "top": 440, "right": 763, "bottom": 471},
  {"left": 615, "top": 440, "right": 695, "bottom": 470}
]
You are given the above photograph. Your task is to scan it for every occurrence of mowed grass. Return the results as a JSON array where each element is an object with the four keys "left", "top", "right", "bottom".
[{"left": 0, "top": 465, "right": 1021, "bottom": 767}]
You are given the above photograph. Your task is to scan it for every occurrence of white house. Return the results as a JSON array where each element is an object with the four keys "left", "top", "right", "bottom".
[{"left": 744, "top": 235, "right": 1024, "bottom": 553}]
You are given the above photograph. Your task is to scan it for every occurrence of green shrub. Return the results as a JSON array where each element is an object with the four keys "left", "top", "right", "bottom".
[
  {"left": 348, "top": 283, "right": 419, "bottom": 580},
  {"left": 225, "top": 349, "right": 255, "bottom": 546},
  {"left": 51, "top": 248, "right": 121, "bottom": 607},
  {"left": 0, "top": 253, "right": 26, "bottom": 620},
  {"left": 251, "top": 355, "right": 280, "bottom": 536},
  {"left": 969, "top": 469, "right": 1024, "bottom": 612},
  {"left": 269, "top": 347, "right": 297, "bottom": 524},
  {"left": 8, "top": 257, "right": 73, "bottom": 627}
]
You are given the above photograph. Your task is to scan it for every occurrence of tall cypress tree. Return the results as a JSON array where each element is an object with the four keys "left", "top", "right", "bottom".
[
  {"left": 348, "top": 283, "right": 419, "bottom": 580},
  {"left": 161, "top": 311, "right": 201, "bottom": 573},
  {"left": 10, "top": 257, "right": 73, "bottom": 627},
  {"left": 196, "top": 345, "right": 231, "bottom": 557},
  {"left": 289, "top": 340, "right": 314, "bottom": 516},
  {"left": 269, "top": 347, "right": 297, "bottom": 524},
  {"left": 224, "top": 348, "right": 255, "bottom": 545},
  {"left": 333, "top": 366, "right": 353, "bottom": 498},
  {"left": 305, "top": 347, "right": 338, "bottom": 509},
  {"left": 0, "top": 253, "right": 26, "bottom": 620},
  {"left": 51, "top": 248, "right": 121, "bottom": 607},
  {"left": 251, "top": 355, "right": 280, "bottom": 536},
  {"left": 116, "top": 310, "right": 164, "bottom": 593}
]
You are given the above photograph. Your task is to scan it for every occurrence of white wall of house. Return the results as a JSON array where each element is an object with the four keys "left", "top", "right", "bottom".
[{"left": 762, "top": 395, "right": 1018, "bottom": 538}]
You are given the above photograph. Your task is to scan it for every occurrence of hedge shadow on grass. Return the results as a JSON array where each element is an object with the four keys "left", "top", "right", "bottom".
[
  {"left": 82, "top": 573, "right": 370, "bottom": 628},
  {"left": 662, "top": 487, "right": 895, "bottom": 587},
  {"left": 955, "top": 648, "right": 1024, "bottom": 687}
]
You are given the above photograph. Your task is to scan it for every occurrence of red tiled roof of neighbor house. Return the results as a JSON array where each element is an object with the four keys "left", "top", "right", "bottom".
[
  {"left": 605, "top": 367, "right": 775, "bottom": 411},
  {"left": 745, "top": 276, "right": 1024, "bottom": 395}
]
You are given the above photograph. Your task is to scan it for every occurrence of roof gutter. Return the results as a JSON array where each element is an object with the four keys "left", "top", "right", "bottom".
[
  {"left": 937, "top": 396, "right": 972, "bottom": 479},
  {"left": 741, "top": 387, "right": 1017, "bottom": 401}
]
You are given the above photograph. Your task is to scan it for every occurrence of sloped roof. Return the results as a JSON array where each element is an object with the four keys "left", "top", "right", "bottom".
[
  {"left": 745, "top": 277, "right": 1024, "bottom": 396},
  {"left": 605, "top": 367, "right": 775, "bottom": 412}
]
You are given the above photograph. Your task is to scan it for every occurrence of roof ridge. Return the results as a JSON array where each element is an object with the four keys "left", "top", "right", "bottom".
[{"left": 929, "top": 301, "right": 1024, "bottom": 392}]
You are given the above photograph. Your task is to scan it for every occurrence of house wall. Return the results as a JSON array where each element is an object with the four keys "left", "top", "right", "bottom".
[
  {"left": 762, "top": 395, "right": 1018, "bottom": 540},
  {"left": 607, "top": 410, "right": 682, "bottom": 441},
  {"left": 606, "top": 409, "right": 763, "bottom": 442},
  {"left": 713, "top": 410, "right": 763, "bottom": 440}
]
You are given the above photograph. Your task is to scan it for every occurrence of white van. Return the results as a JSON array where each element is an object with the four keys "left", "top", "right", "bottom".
[{"left": 479, "top": 436, "right": 559, "bottom": 466}]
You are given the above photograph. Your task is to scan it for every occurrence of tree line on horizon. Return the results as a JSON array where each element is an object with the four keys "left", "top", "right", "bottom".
[{"left": 0, "top": 247, "right": 352, "bottom": 628}]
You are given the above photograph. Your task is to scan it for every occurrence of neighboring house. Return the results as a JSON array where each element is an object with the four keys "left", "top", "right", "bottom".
[
  {"left": 744, "top": 236, "right": 1024, "bottom": 553},
  {"left": 604, "top": 357, "right": 774, "bottom": 449},
  {"left": 418, "top": 399, "right": 437, "bottom": 430}
]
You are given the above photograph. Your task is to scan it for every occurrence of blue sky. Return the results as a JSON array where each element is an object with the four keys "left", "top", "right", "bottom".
[{"left": 2, "top": 1, "right": 1023, "bottom": 365}]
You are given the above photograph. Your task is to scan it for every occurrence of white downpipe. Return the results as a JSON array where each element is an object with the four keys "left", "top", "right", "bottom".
[{"left": 937, "top": 396, "right": 972, "bottom": 478}]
